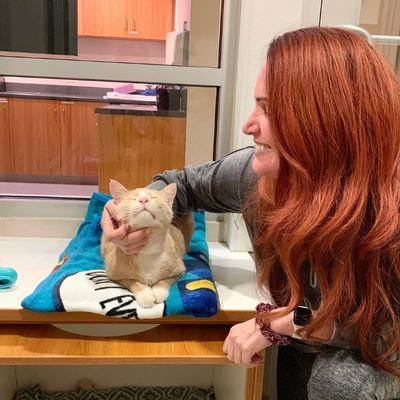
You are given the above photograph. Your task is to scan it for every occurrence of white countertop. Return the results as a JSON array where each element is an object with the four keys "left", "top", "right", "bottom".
[
  {"left": 0, "top": 198, "right": 262, "bottom": 315},
  {"left": 0, "top": 239, "right": 259, "bottom": 312}
]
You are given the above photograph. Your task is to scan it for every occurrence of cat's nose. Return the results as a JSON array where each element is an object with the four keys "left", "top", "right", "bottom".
[{"left": 138, "top": 197, "right": 149, "bottom": 204}]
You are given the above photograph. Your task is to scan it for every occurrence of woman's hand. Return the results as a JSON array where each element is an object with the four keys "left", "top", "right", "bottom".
[
  {"left": 222, "top": 318, "right": 272, "bottom": 368},
  {"left": 101, "top": 200, "right": 152, "bottom": 255}
]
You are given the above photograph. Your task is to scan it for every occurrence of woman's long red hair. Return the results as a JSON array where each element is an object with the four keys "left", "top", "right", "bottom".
[{"left": 254, "top": 27, "right": 400, "bottom": 377}]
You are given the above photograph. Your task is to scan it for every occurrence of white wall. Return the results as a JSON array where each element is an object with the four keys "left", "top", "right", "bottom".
[
  {"left": 77, "top": 37, "right": 166, "bottom": 64},
  {"left": 175, "top": 0, "right": 191, "bottom": 31},
  {"left": 231, "top": 0, "right": 307, "bottom": 151},
  {"left": 320, "top": 0, "right": 362, "bottom": 26},
  {"left": 224, "top": 0, "right": 311, "bottom": 252}
]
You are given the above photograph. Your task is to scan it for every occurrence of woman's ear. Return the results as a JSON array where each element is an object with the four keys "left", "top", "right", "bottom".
[
  {"left": 109, "top": 179, "right": 128, "bottom": 203},
  {"left": 161, "top": 183, "right": 177, "bottom": 207}
]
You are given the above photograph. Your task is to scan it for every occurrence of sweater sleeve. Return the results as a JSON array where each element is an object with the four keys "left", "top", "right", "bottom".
[{"left": 148, "top": 146, "right": 259, "bottom": 215}]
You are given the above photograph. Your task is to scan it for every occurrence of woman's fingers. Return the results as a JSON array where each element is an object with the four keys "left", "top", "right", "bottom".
[
  {"left": 113, "top": 228, "right": 153, "bottom": 255},
  {"left": 101, "top": 200, "right": 154, "bottom": 255},
  {"left": 223, "top": 318, "right": 271, "bottom": 368},
  {"left": 104, "top": 201, "right": 122, "bottom": 225},
  {"left": 117, "top": 236, "right": 148, "bottom": 255},
  {"left": 101, "top": 212, "right": 127, "bottom": 241},
  {"left": 101, "top": 200, "right": 125, "bottom": 240}
]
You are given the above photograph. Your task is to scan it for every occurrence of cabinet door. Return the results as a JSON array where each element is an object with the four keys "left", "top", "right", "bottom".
[
  {"left": 9, "top": 98, "right": 61, "bottom": 176},
  {"left": 0, "top": 98, "right": 12, "bottom": 173},
  {"left": 98, "top": 114, "right": 186, "bottom": 193},
  {"left": 60, "top": 101, "right": 102, "bottom": 177},
  {"left": 77, "top": 0, "right": 84, "bottom": 35},
  {"left": 80, "top": 0, "right": 131, "bottom": 38},
  {"left": 79, "top": 0, "right": 174, "bottom": 40},
  {"left": 132, "top": 0, "right": 174, "bottom": 40}
]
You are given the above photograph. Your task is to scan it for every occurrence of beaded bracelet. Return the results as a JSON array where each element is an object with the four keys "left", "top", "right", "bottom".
[{"left": 256, "top": 302, "right": 291, "bottom": 346}]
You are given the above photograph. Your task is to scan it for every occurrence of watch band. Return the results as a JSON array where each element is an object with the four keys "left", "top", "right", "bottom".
[{"left": 291, "top": 305, "right": 312, "bottom": 339}]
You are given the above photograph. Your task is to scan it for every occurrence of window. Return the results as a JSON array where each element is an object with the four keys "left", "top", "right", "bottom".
[{"left": 0, "top": 0, "right": 228, "bottom": 197}]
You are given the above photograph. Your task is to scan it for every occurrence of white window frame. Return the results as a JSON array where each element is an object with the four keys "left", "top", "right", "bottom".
[{"left": 0, "top": 0, "right": 326, "bottom": 252}]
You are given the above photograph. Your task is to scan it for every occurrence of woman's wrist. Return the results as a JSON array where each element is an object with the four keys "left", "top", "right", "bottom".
[
  {"left": 255, "top": 303, "right": 291, "bottom": 346},
  {"left": 259, "top": 303, "right": 335, "bottom": 342},
  {"left": 272, "top": 308, "right": 333, "bottom": 341},
  {"left": 269, "top": 309, "right": 295, "bottom": 336}
]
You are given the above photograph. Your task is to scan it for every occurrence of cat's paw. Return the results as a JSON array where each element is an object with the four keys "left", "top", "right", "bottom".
[
  {"left": 134, "top": 287, "right": 156, "bottom": 308},
  {"left": 152, "top": 286, "right": 170, "bottom": 304}
]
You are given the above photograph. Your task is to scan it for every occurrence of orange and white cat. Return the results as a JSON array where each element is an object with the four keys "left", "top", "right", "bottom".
[{"left": 101, "top": 179, "right": 193, "bottom": 308}]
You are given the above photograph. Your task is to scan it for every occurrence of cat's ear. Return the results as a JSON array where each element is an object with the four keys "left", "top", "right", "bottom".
[
  {"left": 109, "top": 179, "right": 128, "bottom": 203},
  {"left": 161, "top": 183, "right": 177, "bottom": 207}
]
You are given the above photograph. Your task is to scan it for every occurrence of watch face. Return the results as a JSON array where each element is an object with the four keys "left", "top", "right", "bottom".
[{"left": 294, "top": 306, "right": 312, "bottom": 326}]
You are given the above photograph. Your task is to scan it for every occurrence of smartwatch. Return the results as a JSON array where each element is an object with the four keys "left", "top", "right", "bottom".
[{"left": 291, "top": 305, "right": 312, "bottom": 339}]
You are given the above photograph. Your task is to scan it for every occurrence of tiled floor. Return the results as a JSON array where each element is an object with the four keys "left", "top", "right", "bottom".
[{"left": 0, "top": 182, "right": 98, "bottom": 198}]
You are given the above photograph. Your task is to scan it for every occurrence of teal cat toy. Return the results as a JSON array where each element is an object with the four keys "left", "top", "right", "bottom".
[{"left": 0, "top": 267, "right": 18, "bottom": 289}]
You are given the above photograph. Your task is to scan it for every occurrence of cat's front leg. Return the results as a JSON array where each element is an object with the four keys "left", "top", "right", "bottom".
[
  {"left": 152, "top": 277, "right": 176, "bottom": 304},
  {"left": 119, "top": 279, "right": 155, "bottom": 308}
]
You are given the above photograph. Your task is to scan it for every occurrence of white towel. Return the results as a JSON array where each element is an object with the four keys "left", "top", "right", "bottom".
[
  {"left": 103, "top": 92, "right": 156, "bottom": 103},
  {"left": 165, "top": 30, "right": 189, "bottom": 66}
]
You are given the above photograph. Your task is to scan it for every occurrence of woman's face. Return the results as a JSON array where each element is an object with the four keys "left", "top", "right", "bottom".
[{"left": 242, "top": 66, "right": 280, "bottom": 177}]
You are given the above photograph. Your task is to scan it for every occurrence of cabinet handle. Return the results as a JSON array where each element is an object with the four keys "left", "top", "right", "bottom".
[
  {"left": 130, "top": 17, "right": 138, "bottom": 34},
  {"left": 61, "top": 101, "right": 74, "bottom": 105},
  {"left": 0, "top": 99, "right": 8, "bottom": 103},
  {"left": 124, "top": 17, "right": 128, "bottom": 32}
]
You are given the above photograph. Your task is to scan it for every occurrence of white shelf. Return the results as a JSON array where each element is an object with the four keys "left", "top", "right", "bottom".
[
  {"left": 0, "top": 198, "right": 266, "bottom": 400},
  {"left": 0, "top": 197, "right": 263, "bottom": 321}
]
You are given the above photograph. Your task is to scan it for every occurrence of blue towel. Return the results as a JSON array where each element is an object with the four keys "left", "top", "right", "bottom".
[{"left": 22, "top": 193, "right": 219, "bottom": 319}]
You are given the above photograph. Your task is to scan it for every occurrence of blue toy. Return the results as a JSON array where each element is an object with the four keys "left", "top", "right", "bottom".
[{"left": 0, "top": 267, "right": 18, "bottom": 289}]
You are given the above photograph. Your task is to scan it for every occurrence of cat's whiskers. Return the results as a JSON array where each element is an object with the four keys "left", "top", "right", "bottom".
[{"left": 172, "top": 216, "right": 184, "bottom": 230}]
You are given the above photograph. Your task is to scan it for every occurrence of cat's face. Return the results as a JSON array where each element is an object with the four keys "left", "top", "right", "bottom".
[{"left": 109, "top": 180, "right": 176, "bottom": 229}]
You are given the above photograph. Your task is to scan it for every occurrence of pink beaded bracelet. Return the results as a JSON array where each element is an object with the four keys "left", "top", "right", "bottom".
[{"left": 256, "top": 303, "right": 291, "bottom": 346}]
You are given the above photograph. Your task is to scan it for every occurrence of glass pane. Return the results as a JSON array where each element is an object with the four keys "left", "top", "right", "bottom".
[
  {"left": 0, "top": 77, "right": 216, "bottom": 197},
  {"left": 359, "top": 0, "right": 400, "bottom": 73},
  {"left": 0, "top": 0, "right": 222, "bottom": 68}
]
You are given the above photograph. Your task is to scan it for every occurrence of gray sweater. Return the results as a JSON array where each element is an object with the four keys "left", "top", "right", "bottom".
[{"left": 150, "top": 146, "right": 354, "bottom": 349}]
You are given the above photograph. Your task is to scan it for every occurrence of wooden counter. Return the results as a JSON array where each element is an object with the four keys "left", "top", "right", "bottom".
[
  {"left": 96, "top": 105, "right": 186, "bottom": 192},
  {"left": 0, "top": 200, "right": 266, "bottom": 400}
]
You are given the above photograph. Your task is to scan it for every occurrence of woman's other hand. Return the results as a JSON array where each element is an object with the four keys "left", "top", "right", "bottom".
[
  {"left": 101, "top": 200, "right": 152, "bottom": 255},
  {"left": 222, "top": 318, "right": 272, "bottom": 368}
]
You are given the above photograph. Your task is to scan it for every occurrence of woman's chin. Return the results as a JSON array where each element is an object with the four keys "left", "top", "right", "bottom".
[{"left": 252, "top": 159, "right": 276, "bottom": 177}]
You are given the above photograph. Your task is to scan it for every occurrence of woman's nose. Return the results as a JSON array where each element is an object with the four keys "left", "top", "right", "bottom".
[{"left": 242, "top": 115, "right": 257, "bottom": 136}]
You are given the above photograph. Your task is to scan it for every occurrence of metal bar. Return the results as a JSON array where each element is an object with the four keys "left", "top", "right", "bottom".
[
  {"left": 0, "top": 56, "right": 222, "bottom": 87},
  {"left": 371, "top": 35, "right": 400, "bottom": 46},
  {"left": 339, "top": 25, "right": 400, "bottom": 46}
]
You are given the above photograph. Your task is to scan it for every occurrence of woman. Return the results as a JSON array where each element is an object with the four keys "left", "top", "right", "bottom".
[{"left": 102, "top": 27, "right": 400, "bottom": 399}]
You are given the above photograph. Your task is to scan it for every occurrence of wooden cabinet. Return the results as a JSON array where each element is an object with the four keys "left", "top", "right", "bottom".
[
  {"left": 133, "top": 0, "right": 175, "bottom": 40},
  {"left": 79, "top": 0, "right": 128, "bottom": 38},
  {"left": 4, "top": 98, "right": 100, "bottom": 178},
  {"left": 98, "top": 112, "right": 186, "bottom": 193},
  {"left": 0, "top": 208, "right": 265, "bottom": 399},
  {"left": 60, "top": 101, "right": 102, "bottom": 177},
  {"left": 0, "top": 325, "right": 264, "bottom": 400},
  {"left": 9, "top": 98, "right": 61, "bottom": 175},
  {"left": 0, "top": 98, "right": 12, "bottom": 173},
  {"left": 78, "top": 0, "right": 174, "bottom": 41}
]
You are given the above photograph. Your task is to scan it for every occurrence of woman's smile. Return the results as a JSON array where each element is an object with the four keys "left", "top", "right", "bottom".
[{"left": 254, "top": 143, "right": 271, "bottom": 154}]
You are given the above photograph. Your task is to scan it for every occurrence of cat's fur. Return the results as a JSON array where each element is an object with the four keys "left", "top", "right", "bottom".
[{"left": 101, "top": 179, "right": 194, "bottom": 308}]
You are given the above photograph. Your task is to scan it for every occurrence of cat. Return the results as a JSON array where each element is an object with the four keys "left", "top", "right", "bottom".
[{"left": 101, "top": 179, "right": 194, "bottom": 308}]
